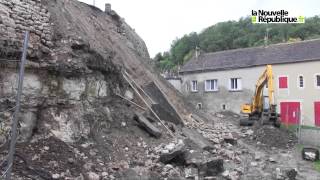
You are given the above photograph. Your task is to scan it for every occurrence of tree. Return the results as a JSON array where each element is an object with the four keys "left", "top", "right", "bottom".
[{"left": 153, "top": 15, "right": 320, "bottom": 72}]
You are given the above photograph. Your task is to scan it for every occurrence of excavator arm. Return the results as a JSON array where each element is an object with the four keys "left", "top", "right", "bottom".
[
  {"left": 240, "top": 65, "right": 279, "bottom": 127},
  {"left": 252, "top": 65, "right": 275, "bottom": 113}
]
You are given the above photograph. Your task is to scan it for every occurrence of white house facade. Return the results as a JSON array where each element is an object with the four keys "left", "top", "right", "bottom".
[{"left": 179, "top": 40, "right": 320, "bottom": 132}]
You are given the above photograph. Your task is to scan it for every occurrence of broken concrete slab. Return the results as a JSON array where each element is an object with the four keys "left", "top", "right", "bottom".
[
  {"left": 151, "top": 103, "right": 182, "bottom": 125},
  {"left": 159, "top": 143, "right": 186, "bottom": 164},
  {"left": 302, "top": 147, "right": 319, "bottom": 161},
  {"left": 199, "top": 158, "right": 224, "bottom": 176},
  {"left": 144, "top": 82, "right": 183, "bottom": 125},
  {"left": 182, "top": 127, "right": 213, "bottom": 151},
  {"left": 134, "top": 113, "right": 161, "bottom": 138}
]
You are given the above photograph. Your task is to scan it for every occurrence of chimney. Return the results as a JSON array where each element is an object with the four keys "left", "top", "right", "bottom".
[
  {"left": 195, "top": 46, "right": 200, "bottom": 60},
  {"left": 264, "top": 27, "right": 271, "bottom": 47},
  {"left": 105, "top": 3, "right": 111, "bottom": 14}
]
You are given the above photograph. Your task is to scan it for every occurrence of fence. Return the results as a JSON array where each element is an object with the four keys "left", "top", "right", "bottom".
[
  {"left": 0, "top": 31, "right": 29, "bottom": 180},
  {"left": 281, "top": 106, "right": 320, "bottom": 147}
]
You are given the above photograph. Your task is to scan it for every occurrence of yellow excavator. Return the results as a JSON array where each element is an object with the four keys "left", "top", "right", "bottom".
[{"left": 240, "top": 65, "right": 280, "bottom": 127}]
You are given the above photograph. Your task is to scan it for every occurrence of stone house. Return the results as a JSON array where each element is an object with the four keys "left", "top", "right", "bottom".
[{"left": 179, "top": 39, "right": 320, "bottom": 133}]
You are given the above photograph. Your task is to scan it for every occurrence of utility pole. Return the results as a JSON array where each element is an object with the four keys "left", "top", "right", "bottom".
[
  {"left": 195, "top": 46, "right": 200, "bottom": 60},
  {"left": 264, "top": 27, "right": 271, "bottom": 47},
  {"left": 93, "top": 0, "right": 95, "bottom": 6},
  {"left": 5, "top": 31, "right": 29, "bottom": 180}
]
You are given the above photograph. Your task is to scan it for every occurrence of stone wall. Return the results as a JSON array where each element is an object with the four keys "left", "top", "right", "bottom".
[
  {"left": 0, "top": 0, "right": 53, "bottom": 56},
  {"left": 300, "top": 128, "right": 320, "bottom": 147}
]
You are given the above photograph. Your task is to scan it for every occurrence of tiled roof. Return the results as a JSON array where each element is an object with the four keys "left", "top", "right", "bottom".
[{"left": 180, "top": 39, "right": 320, "bottom": 73}]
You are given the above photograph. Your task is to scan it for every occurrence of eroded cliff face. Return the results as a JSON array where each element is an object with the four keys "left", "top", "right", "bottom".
[
  {"left": 0, "top": 0, "right": 150, "bottom": 143},
  {"left": 0, "top": 0, "right": 207, "bottom": 179},
  {"left": 0, "top": 0, "right": 167, "bottom": 178}
]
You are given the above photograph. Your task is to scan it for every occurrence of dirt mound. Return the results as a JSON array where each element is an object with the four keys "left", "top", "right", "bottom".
[{"left": 252, "top": 126, "right": 297, "bottom": 149}]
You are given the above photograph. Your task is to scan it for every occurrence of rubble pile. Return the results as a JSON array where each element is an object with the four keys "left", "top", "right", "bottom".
[
  {"left": 150, "top": 112, "right": 319, "bottom": 180},
  {"left": 249, "top": 125, "right": 297, "bottom": 149},
  {"left": 153, "top": 138, "right": 228, "bottom": 179},
  {"left": 147, "top": 116, "right": 247, "bottom": 180}
]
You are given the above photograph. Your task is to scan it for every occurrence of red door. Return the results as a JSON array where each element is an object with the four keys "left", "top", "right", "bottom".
[
  {"left": 280, "top": 102, "right": 300, "bottom": 125},
  {"left": 315, "top": 102, "right": 320, "bottom": 127}
]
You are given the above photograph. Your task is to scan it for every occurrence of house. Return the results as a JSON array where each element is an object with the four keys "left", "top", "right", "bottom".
[
  {"left": 179, "top": 39, "right": 320, "bottom": 144},
  {"left": 165, "top": 76, "right": 182, "bottom": 93}
]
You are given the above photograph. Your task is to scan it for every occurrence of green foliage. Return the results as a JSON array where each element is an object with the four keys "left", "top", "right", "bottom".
[
  {"left": 170, "top": 32, "right": 199, "bottom": 66},
  {"left": 314, "top": 160, "right": 320, "bottom": 172},
  {"left": 154, "top": 15, "right": 320, "bottom": 71}
]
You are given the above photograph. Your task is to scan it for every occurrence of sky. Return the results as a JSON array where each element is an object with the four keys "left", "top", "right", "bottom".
[{"left": 78, "top": 0, "right": 319, "bottom": 57}]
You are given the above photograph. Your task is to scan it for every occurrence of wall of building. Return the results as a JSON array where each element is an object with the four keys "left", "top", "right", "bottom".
[
  {"left": 167, "top": 79, "right": 182, "bottom": 92},
  {"left": 181, "top": 66, "right": 266, "bottom": 113},
  {"left": 273, "top": 61, "right": 320, "bottom": 127}
]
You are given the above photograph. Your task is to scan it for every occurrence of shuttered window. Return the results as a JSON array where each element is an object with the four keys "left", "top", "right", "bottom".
[{"left": 279, "top": 76, "right": 288, "bottom": 89}]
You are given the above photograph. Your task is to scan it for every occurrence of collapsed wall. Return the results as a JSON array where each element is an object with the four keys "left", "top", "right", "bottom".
[{"left": 0, "top": 0, "right": 125, "bottom": 143}]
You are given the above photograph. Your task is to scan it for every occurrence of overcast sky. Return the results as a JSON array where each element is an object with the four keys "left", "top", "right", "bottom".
[{"left": 78, "top": 0, "right": 319, "bottom": 57}]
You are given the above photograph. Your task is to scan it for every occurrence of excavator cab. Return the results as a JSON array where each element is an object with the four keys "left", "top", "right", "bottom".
[
  {"left": 241, "top": 103, "right": 252, "bottom": 114},
  {"left": 262, "top": 96, "right": 269, "bottom": 111}
]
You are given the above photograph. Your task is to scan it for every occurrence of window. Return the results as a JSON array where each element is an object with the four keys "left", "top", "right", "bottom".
[
  {"left": 229, "top": 78, "right": 242, "bottom": 91},
  {"left": 316, "top": 75, "right": 320, "bottom": 88},
  {"left": 191, "top": 80, "right": 198, "bottom": 92},
  {"left": 298, "top": 75, "right": 304, "bottom": 88},
  {"left": 279, "top": 76, "right": 288, "bottom": 89},
  {"left": 205, "top": 79, "right": 218, "bottom": 91}
]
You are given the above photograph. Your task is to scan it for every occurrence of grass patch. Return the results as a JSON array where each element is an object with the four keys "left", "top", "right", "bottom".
[
  {"left": 280, "top": 124, "right": 298, "bottom": 132},
  {"left": 281, "top": 124, "right": 320, "bottom": 131},
  {"left": 314, "top": 160, "right": 320, "bottom": 172}
]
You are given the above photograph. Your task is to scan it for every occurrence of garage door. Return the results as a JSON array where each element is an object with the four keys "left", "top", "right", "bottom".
[
  {"left": 315, "top": 102, "right": 320, "bottom": 127},
  {"left": 280, "top": 102, "right": 300, "bottom": 125}
]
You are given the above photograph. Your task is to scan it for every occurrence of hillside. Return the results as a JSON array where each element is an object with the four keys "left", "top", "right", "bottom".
[
  {"left": 154, "top": 16, "right": 320, "bottom": 71},
  {"left": 0, "top": 0, "right": 207, "bottom": 179}
]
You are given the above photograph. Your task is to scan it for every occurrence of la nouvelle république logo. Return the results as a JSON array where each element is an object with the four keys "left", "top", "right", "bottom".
[{"left": 251, "top": 10, "right": 305, "bottom": 24}]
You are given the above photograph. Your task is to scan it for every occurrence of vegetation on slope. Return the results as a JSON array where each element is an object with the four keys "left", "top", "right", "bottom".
[{"left": 154, "top": 16, "right": 320, "bottom": 71}]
